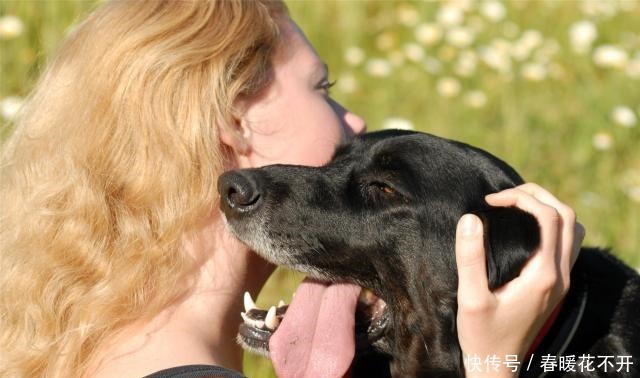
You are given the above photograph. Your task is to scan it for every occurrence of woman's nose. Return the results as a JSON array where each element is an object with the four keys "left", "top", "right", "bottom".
[
  {"left": 344, "top": 111, "right": 367, "bottom": 136},
  {"left": 330, "top": 98, "right": 367, "bottom": 137}
]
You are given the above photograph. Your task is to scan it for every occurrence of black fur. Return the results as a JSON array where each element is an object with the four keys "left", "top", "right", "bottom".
[{"left": 218, "top": 130, "right": 639, "bottom": 377}]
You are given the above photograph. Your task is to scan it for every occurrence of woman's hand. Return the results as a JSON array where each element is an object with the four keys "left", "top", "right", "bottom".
[{"left": 455, "top": 183, "right": 585, "bottom": 378}]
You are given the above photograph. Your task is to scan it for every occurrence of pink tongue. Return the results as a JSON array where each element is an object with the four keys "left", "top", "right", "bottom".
[{"left": 269, "top": 278, "right": 361, "bottom": 378}]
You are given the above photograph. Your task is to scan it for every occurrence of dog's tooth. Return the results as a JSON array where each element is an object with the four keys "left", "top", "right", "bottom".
[
  {"left": 241, "top": 312, "right": 249, "bottom": 323},
  {"left": 244, "top": 291, "right": 256, "bottom": 312},
  {"left": 278, "top": 299, "right": 286, "bottom": 308},
  {"left": 265, "top": 306, "right": 279, "bottom": 330}
]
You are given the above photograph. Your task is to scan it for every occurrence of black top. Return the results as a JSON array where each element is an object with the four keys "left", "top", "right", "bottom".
[{"left": 143, "top": 365, "right": 246, "bottom": 378}]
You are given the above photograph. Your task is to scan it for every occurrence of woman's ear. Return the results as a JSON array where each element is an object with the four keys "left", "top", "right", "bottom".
[{"left": 219, "top": 116, "right": 252, "bottom": 156}]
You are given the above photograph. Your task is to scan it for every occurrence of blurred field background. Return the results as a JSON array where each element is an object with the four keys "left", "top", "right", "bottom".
[{"left": 1, "top": 1, "right": 639, "bottom": 377}]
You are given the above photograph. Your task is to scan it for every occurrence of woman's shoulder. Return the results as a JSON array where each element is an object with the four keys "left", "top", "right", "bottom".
[{"left": 142, "top": 364, "right": 246, "bottom": 378}]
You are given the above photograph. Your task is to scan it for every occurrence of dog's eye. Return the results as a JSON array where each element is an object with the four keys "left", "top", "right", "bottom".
[{"left": 370, "top": 182, "right": 395, "bottom": 195}]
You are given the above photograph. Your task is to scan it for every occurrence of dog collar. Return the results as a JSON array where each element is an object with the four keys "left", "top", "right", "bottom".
[{"left": 521, "top": 271, "right": 588, "bottom": 378}]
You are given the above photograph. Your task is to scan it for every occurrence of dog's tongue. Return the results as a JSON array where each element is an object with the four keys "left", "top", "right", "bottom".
[{"left": 269, "top": 278, "right": 360, "bottom": 378}]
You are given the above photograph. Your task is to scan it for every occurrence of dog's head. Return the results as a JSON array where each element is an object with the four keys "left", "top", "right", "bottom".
[{"left": 218, "top": 130, "right": 539, "bottom": 376}]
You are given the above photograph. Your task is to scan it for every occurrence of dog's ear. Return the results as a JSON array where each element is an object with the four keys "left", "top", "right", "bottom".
[{"left": 472, "top": 207, "right": 540, "bottom": 290}]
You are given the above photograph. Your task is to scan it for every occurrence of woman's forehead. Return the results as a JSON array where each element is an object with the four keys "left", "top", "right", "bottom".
[{"left": 275, "top": 19, "right": 323, "bottom": 68}]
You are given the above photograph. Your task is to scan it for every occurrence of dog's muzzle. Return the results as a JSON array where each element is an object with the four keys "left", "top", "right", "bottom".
[{"left": 218, "top": 171, "right": 262, "bottom": 217}]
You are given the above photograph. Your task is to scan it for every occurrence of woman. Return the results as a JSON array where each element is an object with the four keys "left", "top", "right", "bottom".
[{"left": 0, "top": 1, "right": 583, "bottom": 377}]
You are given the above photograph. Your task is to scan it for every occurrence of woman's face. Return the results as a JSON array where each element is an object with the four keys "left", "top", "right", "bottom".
[{"left": 238, "top": 20, "right": 366, "bottom": 168}]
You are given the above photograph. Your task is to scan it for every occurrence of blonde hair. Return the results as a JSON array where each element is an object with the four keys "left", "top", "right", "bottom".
[{"left": 0, "top": 1, "right": 287, "bottom": 376}]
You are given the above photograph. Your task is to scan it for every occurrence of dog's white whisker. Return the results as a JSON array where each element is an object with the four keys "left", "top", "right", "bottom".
[
  {"left": 265, "top": 306, "right": 279, "bottom": 330},
  {"left": 244, "top": 291, "right": 257, "bottom": 312},
  {"left": 236, "top": 335, "right": 270, "bottom": 358}
]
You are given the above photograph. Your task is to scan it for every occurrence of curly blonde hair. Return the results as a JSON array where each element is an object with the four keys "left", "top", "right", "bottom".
[{"left": 0, "top": 1, "right": 287, "bottom": 377}]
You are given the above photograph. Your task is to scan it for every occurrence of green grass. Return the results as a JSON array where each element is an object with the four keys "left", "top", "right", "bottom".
[{"left": 2, "top": 1, "right": 639, "bottom": 377}]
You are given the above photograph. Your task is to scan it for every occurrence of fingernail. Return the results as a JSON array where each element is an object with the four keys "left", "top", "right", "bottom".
[{"left": 460, "top": 214, "right": 479, "bottom": 236}]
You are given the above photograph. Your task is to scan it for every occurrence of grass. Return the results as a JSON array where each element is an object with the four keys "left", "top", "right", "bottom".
[{"left": 1, "top": 1, "right": 639, "bottom": 377}]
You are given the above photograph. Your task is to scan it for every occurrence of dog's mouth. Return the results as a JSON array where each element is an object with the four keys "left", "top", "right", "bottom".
[
  {"left": 219, "top": 201, "right": 390, "bottom": 375},
  {"left": 237, "top": 286, "right": 389, "bottom": 357}
]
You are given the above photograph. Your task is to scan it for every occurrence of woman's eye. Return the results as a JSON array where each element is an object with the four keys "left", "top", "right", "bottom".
[{"left": 317, "top": 79, "right": 336, "bottom": 94}]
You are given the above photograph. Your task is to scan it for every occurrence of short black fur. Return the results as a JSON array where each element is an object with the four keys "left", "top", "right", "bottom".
[{"left": 218, "top": 130, "right": 640, "bottom": 377}]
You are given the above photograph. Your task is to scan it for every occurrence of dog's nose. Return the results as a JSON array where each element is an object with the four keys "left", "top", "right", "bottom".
[{"left": 218, "top": 171, "right": 262, "bottom": 215}]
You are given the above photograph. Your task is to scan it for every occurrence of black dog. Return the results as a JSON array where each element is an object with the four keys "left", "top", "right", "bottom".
[{"left": 218, "top": 130, "right": 639, "bottom": 377}]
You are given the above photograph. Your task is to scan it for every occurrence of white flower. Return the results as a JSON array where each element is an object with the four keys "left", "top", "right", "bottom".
[
  {"left": 454, "top": 50, "right": 477, "bottom": 77},
  {"left": 449, "top": 0, "right": 475, "bottom": 12},
  {"left": 593, "top": 45, "right": 629, "bottom": 69},
  {"left": 396, "top": 4, "right": 419, "bottom": 27},
  {"left": 521, "top": 62, "right": 547, "bottom": 81},
  {"left": 479, "top": 42, "right": 512, "bottom": 74},
  {"left": 628, "top": 187, "right": 640, "bottom": 203},
  {"left": 436, "top": 77, "right": 462, "bottom": 98},
  {"left": 0, "top": 15, "right": 24, "bottom": 39},
  {"left": 611, "top": 106, "right": 637, "bottom": 128},
  {"left": 480, "top": 1, "right": 506, "bottom": 23},
  {"left": 510, "top": 30, "right": 544, "bottom": 62},
  {"left": 344, "top": 46, "right": 365, "bottom": 67},
  {"left": 491, "top": 38, "right": 512, "bottom": 55},
  {"left": 437, "top": 5, "right": 464, "bottom": 27},
  {"left": 414, "top": 23, "right": 443, "bottom": 46},
  {"left": 580, "top": 1, "right": 617, "bottom": 18},
  {"left": 446, "top": 27, "right": 475, "bottom": 48},
  {"left": 519, "top": 29, "right": 543, "bottom": 50},
  {"left": 592, "top": 131, "right": 613, "bottom": 150},
  {"left": 365, "top": 58, "right": 392, "bottom": 77},
  {"left": 510, "top": 41, "right": 532, "bottom": 62},
  {"left": 569, "top": 20, "right": 598, "bottom": 54},
  {"left": 381, "top": 117, "right": 414, "bottom": 130},
  {"left": 619, "top": 1, "right": 638, "bottom": 12},
  {"left": 0, "top": 96, "right": 24, "bottom": 121},
  {"left": 337, "top": 73, "right": 358, "bottom": 94},
  {"left": 464, "top": 90, "right": 488, "bottom": 108},
  {"left": 403, "top": 43, "right": 425, "bottom": 62}
]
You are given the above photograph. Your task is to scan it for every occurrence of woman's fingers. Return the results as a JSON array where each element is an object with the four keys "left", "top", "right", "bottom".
[
  {"left": 486, "top": 183, "right": 584, "bottom": 296},
  {"left": 485, "top": 188, "right": 560, "bottom": 275},
  {"left": 455, "top": 214, "right": 493, "bottom": 309},
  {"left": 510, "top": 183, "right": 581, "bottom": 279}
]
